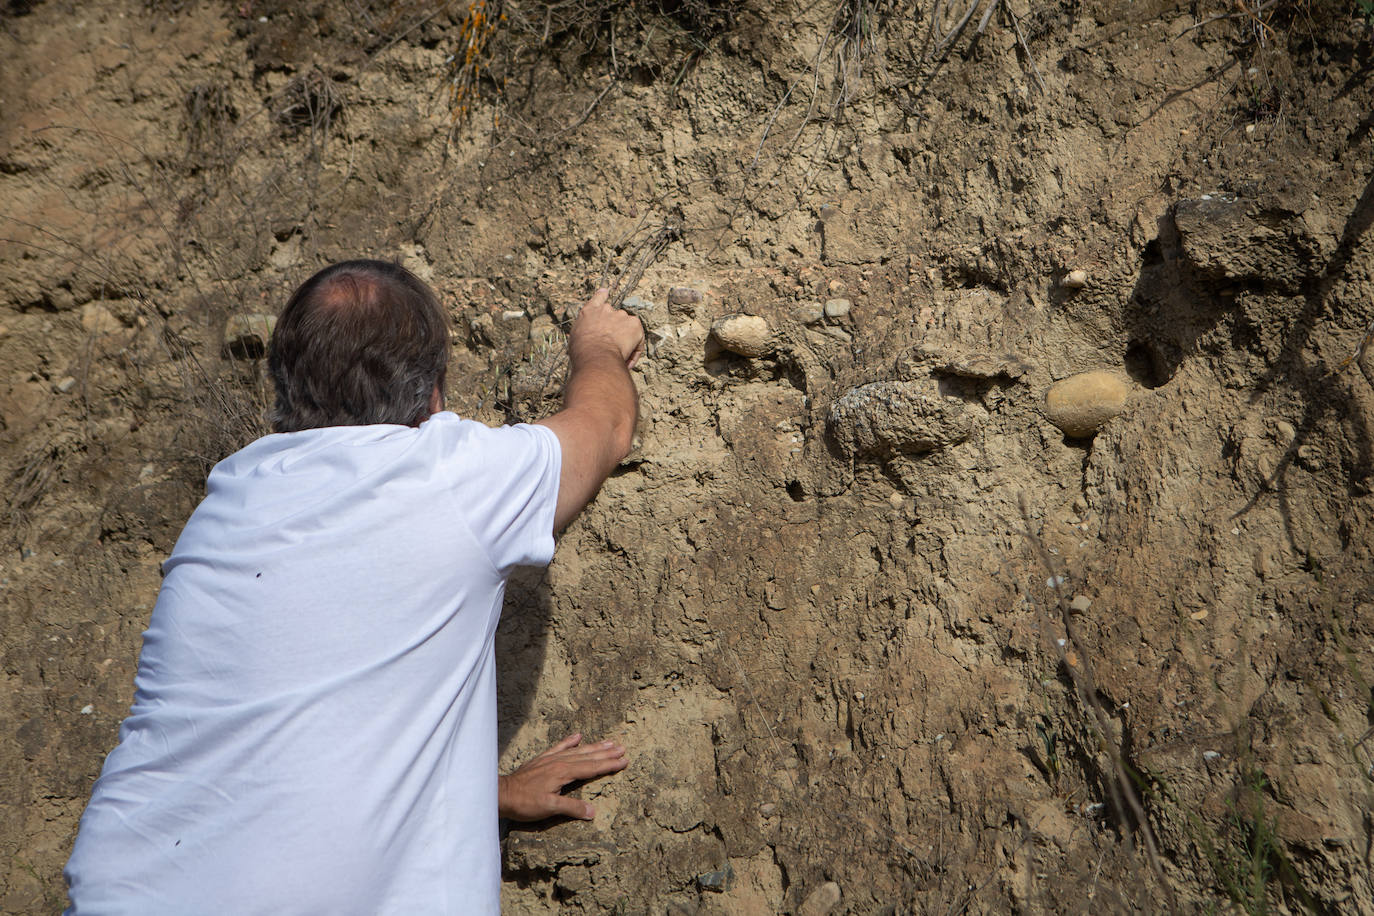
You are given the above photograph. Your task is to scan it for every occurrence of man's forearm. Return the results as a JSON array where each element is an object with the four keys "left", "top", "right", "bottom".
[
  {"left": 534, "top": 289, "right": 644, "bottom": 532},
  {"left": 564, "top": 336, "right": 638, "bottom": 463}
]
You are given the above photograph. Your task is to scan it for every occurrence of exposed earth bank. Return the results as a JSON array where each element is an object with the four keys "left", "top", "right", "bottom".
[{"left": 2, "top": 1, "right": 1373, "bottom": 912}]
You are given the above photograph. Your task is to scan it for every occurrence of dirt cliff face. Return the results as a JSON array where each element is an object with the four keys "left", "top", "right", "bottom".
[{"left": 2, "top": 0, "right": 1372, "bottom": 912}]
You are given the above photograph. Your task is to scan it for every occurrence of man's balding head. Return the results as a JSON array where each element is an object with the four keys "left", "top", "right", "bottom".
[{"left": 268, "top": 259, "right": 449, "bottom": 433}]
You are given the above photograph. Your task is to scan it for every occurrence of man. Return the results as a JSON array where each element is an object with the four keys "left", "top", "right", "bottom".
[{"left": 64, "top": 259, "right": 646, "bottom": 914}]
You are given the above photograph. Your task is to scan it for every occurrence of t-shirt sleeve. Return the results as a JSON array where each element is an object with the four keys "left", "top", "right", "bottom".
[{"left": 450, "top": 421, "right": 562, "bottom": 574}]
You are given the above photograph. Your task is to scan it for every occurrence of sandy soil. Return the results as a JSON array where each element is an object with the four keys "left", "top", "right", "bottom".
[{"left": 2, "top": 0, "right": 1373, "bottom": 912}]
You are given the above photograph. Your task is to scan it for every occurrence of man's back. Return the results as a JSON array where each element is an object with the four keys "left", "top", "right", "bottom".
[{"left": 65, "top": 414, "right": 561, "bottom": 915}]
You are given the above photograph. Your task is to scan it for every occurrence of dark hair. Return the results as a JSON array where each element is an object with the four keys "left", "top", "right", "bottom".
[{"left": 267, "top": 259, "right": 449, "bottom": 433}]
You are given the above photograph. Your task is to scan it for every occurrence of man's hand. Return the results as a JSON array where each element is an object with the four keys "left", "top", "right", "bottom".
[
  {"left": 571, "top": 287, "right": 645, "bottom": 369},
  {"left": 498, "top": 734, "right": 629, "bottom": 822}
]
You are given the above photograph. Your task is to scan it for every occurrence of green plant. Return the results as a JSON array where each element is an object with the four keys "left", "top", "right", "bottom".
[{"left": 1190, "top": 766, "right": 1320, "bottom": 915}]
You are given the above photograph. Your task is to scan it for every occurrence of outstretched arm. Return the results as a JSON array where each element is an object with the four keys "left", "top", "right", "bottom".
[
  {"left": 536, "top": 288, "right": 644, "bottom": 532},
  {"left": 499, "top": 734, "right": 629, "bottom": 821}
]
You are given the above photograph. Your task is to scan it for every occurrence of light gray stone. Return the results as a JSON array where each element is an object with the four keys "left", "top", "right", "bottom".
[
  {"left": 798, "top": 881, "right": 842, "bottom": 916},
  {"left": 710, "top": 314, "right": 773, "bottom": 358}
]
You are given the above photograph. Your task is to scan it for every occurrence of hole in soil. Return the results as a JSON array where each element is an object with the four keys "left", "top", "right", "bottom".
[
  {"left": 1124, "top": 339, "right": 1167, "bottom": 389},
  {"left": 786, "top": 480, "right": 805, "bottom": 502}
]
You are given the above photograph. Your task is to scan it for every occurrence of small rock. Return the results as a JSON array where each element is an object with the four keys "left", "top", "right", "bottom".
[
  {"left": 621, "top": 295, "right": 655, "bottom": 314},
  {"left": 1069, "top": 595, "right": 1092, "bottom": 613},
  {"left": 1296, "top": 444, "right": 1324, "bottom": 471},
  {"left": 1060, "top": 269, "right": 1088, "bottom": 289},
  {"left": 823, "top": 298, "right": 852, "bottom": 320},
  {"left": 666, "top": 286, "right": 702, "bottom": 309},
  {"left": 528, "top": 315, "right": 560, "bottom": 344},
  {"left": 758, "top": 802, "right": 777, "bottom": 817},
  {"left": 554, "top": 864, "right": 591, "bottom": 895},
  {"left": 827, "top": 279, "right": 847, "bottom": 295},
  {"left": 80, "top": 303, "right": 122, "bottom": 335},
  {"left": 799, "top": 881, "right": 842, "bottom": 916},
  {"left": 1044, "top": 371, "right": 1134, "bottom": 438},
  {"left": 828, "top": 381, "right": 974, "bottom": 458},
  {"left": 793, "top": 303, "right": 825, "bottom": 326},
  {"left": 501, "top": 309, "right": 526, "bottom": 321},
  {"left": 696, "top": 864, "right": 734, "bottom": 892},
  {"left": 223, "top": 313, "right": 277, "bottom": 360},
  {"left": 937, "top": 351, "right": 1032, "bottom": 381},
  {"left": 55, "top": 376, "right": 77, "bottom": 393},
  {"left": 710, "top": 314, "right": 773, "bottom": 358}
]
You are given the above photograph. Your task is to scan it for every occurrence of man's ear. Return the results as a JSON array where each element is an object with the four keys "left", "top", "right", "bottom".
[{"left": 429, "top": 385, "right": 443, "bottom": 416}]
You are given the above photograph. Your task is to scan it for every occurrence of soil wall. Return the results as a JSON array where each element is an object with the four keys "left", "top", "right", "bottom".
[{"left": 2, "top": 1, "right": 1372, "bottom": 912}]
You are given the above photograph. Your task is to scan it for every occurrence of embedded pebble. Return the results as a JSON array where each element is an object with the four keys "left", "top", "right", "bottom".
[
  {"left": 935, "top": 351, "right": 1033, "bottom": 381},
  {"left": 793, "top": 303, "right": 824, "bottom": 325},
  {"left": 710, "top": 314, "right": 773, "bottom": 358},
  {"left": 1045, "top": 371, "right": 1133, "bottom": 437},
  {"left": 55, "top": 376, "right": 77, "bottom": 393},
  {"left": 828, "top": 381, "right": 974, "bottom": 458},
  {"left": 1060, "top": 269, "right": 1089, "bottom": 289},
  {"left": 80, "top": 303, "right": 122, "bottom": 335},
  {"left": 667, "top": 286, "right": 702, "bottom": 307},
  {"left": 1069, "top": 595, "right": 1092, "bottom": 613},
  {"left": 758, "top": 803, "right": 777, "bottom": 816},
  {"left": 501, "top": 309, "right": 526, "bottom": 321},
  {"left": 695, "top": 864, "right": 734, "bottom": 892},
  {"left": 798, "top": 881, "right": 842, "bottom": 916},
  {"left": 823, "top": 298, "right": 852, "bottom": 320}
]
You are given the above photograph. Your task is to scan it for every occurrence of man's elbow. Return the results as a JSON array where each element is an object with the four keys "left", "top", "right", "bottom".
[{"left": 608, "top": 408, "right": 637, "bottom": 464}]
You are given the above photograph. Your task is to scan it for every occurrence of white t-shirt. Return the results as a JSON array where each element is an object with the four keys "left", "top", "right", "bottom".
[{"left": 65, "top": 413, "right": 562, "bottom": 915}]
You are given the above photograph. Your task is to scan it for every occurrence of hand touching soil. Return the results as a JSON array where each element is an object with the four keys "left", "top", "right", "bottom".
[{"left": 498, "top": 734, "right": 629, "bottom": 822}]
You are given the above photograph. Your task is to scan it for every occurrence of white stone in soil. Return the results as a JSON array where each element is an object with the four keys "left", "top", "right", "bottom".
[{"left": 710, "top": 314, "right": 773, "bottom": 358}]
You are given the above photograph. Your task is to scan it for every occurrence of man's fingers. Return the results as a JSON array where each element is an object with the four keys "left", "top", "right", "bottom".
[
  {"left": 562, "top": 739, "right": 623, "bottom": 757},
  {"left": 547, "top": 793, "right": 595, "bottom": 821},
  {"left": 543, "top": 733, "right": 583, "bottom": 756},
  {"left": 560, "top": 754, "right": 629, "bottom": 781}
]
